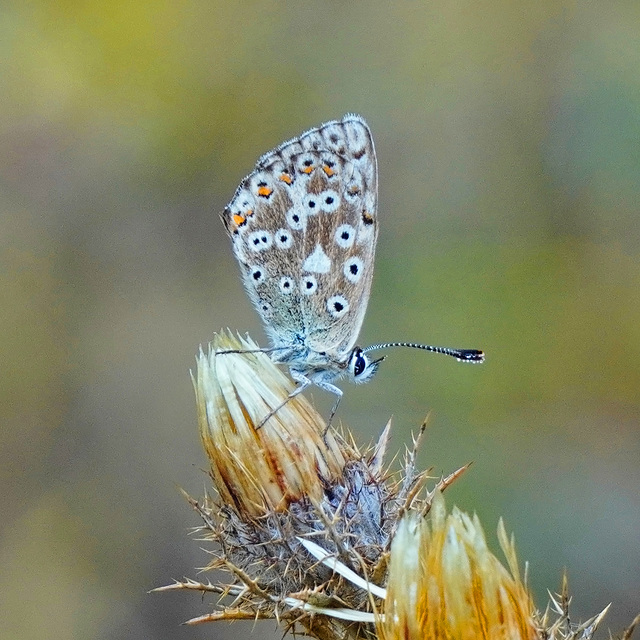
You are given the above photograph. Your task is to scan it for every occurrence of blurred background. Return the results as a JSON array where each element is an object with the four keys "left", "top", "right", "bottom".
[{"left": 2, "top": 2, "right": 639, "bottom": 638}]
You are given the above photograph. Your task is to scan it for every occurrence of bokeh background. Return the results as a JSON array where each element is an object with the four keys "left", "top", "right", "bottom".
[{"left": 2, "top": 2, "right": 639, "bottom": 638}]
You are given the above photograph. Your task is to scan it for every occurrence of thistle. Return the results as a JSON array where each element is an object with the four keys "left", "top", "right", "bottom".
[{"left": 156, "top": 331, "right": 633, "bottom": 640}]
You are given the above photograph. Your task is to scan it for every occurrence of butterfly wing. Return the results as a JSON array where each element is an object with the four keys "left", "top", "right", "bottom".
[
  {"left": 223, "top": 143, "right": 309, "bottom": 350},
  {"left": 286, "top": 116, "right": 378, "bottom": 359},
  {"left": 222, "top": 114, "right": 378, "bottom": 361}
]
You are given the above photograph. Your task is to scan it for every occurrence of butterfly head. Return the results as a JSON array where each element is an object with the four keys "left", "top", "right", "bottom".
[{"left": 347, "top": 347, "right": 385, "bottom": 385}]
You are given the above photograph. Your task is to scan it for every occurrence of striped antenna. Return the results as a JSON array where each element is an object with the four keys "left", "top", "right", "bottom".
[{"left": 362, "top": 342, "right": 484, "bottom": 363}]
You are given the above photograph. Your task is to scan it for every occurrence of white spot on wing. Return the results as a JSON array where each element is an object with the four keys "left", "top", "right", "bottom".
[
  {"left": 301, "top": 275, "right": 318, "bottom": 295},
  {"left": 247, "top": 230, "right": 273, "bottom": 251},
  {"left": 335, "top": 224, "right": 355, "bottom": 248},
  {"left": 250, "top": 265, "right": 266, "bottom": 285},
  {"left": 343, "top": 256, "right": 363, "bottom": 283},
  {"left": 303, "top": 244, "right": 331, "bottom": 274},
  {"left": 319, "top": 189, "right": 340, "bottom": 212},
  {"left": 303, "top": 192, "right": 321, "bottom": 215},
  {"left": 279, "top": 276, "right": 295, "bottom": 294},
  {"left": 327, "top": 294, "right": 349, "bottom": 318},
  {"left": 286, "top": 209, "right": 306, "bottom": 230},
  {"left": 274, "top": 228, "right": 293, "bottom": 249}
]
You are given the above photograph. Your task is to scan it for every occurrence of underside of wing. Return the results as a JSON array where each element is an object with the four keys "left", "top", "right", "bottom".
[{"left": 222, "top": 115, "right": 378, "bottom": 359}]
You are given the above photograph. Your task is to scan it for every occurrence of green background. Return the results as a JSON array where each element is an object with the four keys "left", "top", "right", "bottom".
[{"left": 2, "top": 2, "right": 639, "bottom": 638}]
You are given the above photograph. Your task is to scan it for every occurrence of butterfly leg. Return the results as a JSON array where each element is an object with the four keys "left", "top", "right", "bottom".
[
  {"left": 323, "top": 388, "right": 343, "bottom": 437},
  {"left": 289, "top": 370, "right": 345, "bottom": 435},
  {"left": 255, "top": 374, "right": 311, "bottom": 429},
  {"left": 300, "top": 379, "right": 343, "bottom": 436},
  {"left": 256, "top": 370, "right": 343, "bottom": 434},
  {"left": 216, "top": 346, "right": 283, "bottom": 356}
]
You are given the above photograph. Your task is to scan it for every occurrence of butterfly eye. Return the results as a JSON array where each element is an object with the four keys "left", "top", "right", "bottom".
[
  {"left": 353, "top": 354, "right": 366, "bottom": 377},
  {"left": 350, "top": 350, "right": 383, "bottom": 384}
]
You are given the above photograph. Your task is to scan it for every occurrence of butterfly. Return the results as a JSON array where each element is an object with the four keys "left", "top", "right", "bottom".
[{"left": 222, "top": 114, "right": 483, "bottom": 426}]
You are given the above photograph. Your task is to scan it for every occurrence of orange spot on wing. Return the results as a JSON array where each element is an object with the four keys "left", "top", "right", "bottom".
[
  {"left": 279, "top": 173, "right": 292, "bottom": 184},
  {"left": 233, "top": 214, "right": 246, "bottom": 226},
  {"left": 302, "top": 166, "right": 314, "bottom": 174},
  {"left": 322, "top": 165, "right": 335, "bottom": 177},
  {"left": 245, "top": 209, "right": 254, "bottom": 217},
  {"left": 257, "top": 186, "right": 273, "bottom": 197}
]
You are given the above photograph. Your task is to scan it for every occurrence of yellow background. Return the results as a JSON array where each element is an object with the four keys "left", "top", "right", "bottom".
[{"left": 2, "top": 2, "right": 639, "bottom": 638}]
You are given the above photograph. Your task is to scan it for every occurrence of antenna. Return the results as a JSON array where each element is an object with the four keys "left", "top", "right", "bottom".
[{"left": 362, "top": 342, "right": 484, "bottom": 363}]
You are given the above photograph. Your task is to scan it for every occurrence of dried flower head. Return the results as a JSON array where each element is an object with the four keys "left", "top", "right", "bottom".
[
  {"left": 177, "top": 331, "right": 405, "bottom": 636},
  {"left": 194, "top": 331, "right": 347, "bottom": 514},
  {"left": 380, "top": 491, "right": 537, "bottom": 640},
  {"left": 157, "top": 331, "right": 622, "bottom": 640}
]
